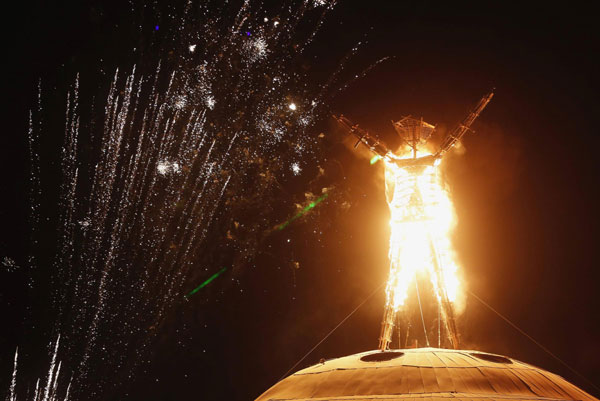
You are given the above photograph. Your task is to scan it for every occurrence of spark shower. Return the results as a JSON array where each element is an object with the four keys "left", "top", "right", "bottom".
[{"left": 6, "top": 1, "right": 387, "bottom": 399}]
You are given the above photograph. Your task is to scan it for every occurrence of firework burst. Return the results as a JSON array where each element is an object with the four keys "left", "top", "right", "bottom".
[{"left": 14, "top": 1, "right": 386, "bottom": 399}]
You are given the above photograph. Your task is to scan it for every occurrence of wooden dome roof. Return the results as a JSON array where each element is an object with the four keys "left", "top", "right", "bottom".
[{"left": 256, "top": 348, "right": 598, "bottom": 401}]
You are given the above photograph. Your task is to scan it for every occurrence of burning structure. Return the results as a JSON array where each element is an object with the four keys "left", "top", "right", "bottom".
[
  {"left": 336, "top": 91, "right": 493, "bottom": 351},
  {"left": 255, "top": 93, "right": 599, "bottom": 401}
]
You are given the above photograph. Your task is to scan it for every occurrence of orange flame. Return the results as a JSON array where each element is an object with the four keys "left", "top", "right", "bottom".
[{"left": 384, "top": 156, "right": 460, "bottom": 312}]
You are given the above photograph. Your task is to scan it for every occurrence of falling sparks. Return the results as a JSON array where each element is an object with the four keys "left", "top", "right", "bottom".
[
  {"left": 78, "top": 217, "right": 91, "bottom": 230},
  {"left": 6, "top": 337, "right": 70, "bottom": 401},
  {"left": 7, "top": 348, "right": 17, "bottom": 401},
  {"left": 14, "top": 0, "right": 388, "bottom": 398}
]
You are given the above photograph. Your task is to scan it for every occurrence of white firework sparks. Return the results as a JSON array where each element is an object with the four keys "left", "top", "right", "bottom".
[
  {"left": 291, "top": 162, "right": 302, "bottom": 175},
  {"left": 2, "top": 257, "right": 18, "bottom": 273},
  {"left": 157, "top": 161, "right": 169, "bottom": 175},
  {"left": 205, "top": 95, "right": 216, "bottom": 109},
  {"left": 174, "top": 96, "right": 187, "bottom": 110},
  {"left": 15, "top": 0, "right": 388, "bottom": 397},
  {"left": 298, "top": 116, "right": 311, "bottom": 126},
  {"left": 157, "top": 160, "right": 181, "bottom": 176},
  {"left": 244, "top": 36, "right": 269, "bottom": 62}
]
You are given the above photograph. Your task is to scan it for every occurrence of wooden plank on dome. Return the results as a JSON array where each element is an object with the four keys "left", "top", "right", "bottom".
[
  {"left": 425, "top": 352, "right": 446, "bottom": 368},
  {"left": 443, "top": 352, "right": 471, "bottom": 368},
  {"left": 421, "top": 367, "right": 442, "bottom": 393},
  {"left": 534, "top": 369, "right": 593, "bottom": 401},
  {"left": 337, "top": 367, "right": 369, "bottom": 396},
  {"left": 351, "top": 367, "right": 382, "bottom": 396},
  {"left": 351, "top": 366, "right": 410, "bottom": 396},
  {"left": 366, "top": 366, "right": 405, "bottom": 396},
  {"left": 432, "top": 366, "right": 456, "bottom": 392},
  {"left": 305, "top": 369, "right": 336, "bottom": 399},
  {"left": 395, "top": 366, "right": 411, "bottom": 394},
  {"left": 414, "top": 352, "right": 433, "bottom": 367},
  {"left": 451, "top": 369, "right": 482, "bottom": 394},
  {"left": 460, "top": 353, "right": 494, "bottom": 368},
  {"left": 477, "top": 366, "right": 521, "bottom": 394},
  {"left": 460, "top": 367, "right": 496, "bottom": 394},
  {"left": 315, "top": 368, "right": 360, "bottom": 398},
  {"left": 435, "top": 351, "right": 462, "bottom": 368},
  {"left": 453, "top": 352, "right": 485, "bottom": 367},
  {"left": 406, "top": 366, "right": 426, "bottom": 393},
  {"left": 445, "top": 365, "right": 470, "bottom": 391},
  {"left": 509, "top": 368, "right": 558, "bottom": 399},
  {"left": 261, "top": 373, "right": 312, "bottom": 399},
  {"left": 529, "top": 367, "right": 574, "bottom": 399},
  {"left": 501, "top": 368, "right": 538, "bottom": 396},
  {"left": 403, "top": 352, "right": 420, "bottom": 367}
]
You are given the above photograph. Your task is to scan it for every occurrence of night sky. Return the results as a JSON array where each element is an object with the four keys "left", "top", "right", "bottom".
[{"left": 2, "top": 1, "right": 599, "bottom": 400}]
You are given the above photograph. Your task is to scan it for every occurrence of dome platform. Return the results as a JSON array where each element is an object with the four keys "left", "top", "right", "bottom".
[{"left": 256, "top": 348, "right": 598, "bottom": 401}]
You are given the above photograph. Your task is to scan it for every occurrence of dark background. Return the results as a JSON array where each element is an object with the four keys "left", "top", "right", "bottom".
[{"left": 2, "top": 1, "right": 599, "bottom": 400}]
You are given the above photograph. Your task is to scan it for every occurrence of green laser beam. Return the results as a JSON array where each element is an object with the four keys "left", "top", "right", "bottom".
[
  {"left": 276, "top": 193, "right": 329, "bottom": 231},
  {"left": 370, "top": 155, "right": 382, "bottom": 165},
  {"left": 185, "top": 267, "right": 228, "bottom": 298}
]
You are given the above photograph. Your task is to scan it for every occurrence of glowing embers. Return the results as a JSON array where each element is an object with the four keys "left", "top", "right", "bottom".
[
  {"left": 384, "top": 160, "right": 460, "bottom": 311},
  {"left": 360, "top": 351, "right": 404, "bottom": 362}
]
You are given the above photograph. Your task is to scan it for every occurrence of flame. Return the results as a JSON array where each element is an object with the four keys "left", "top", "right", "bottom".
[{"left": 384, "top": 156, "right": 460, "bottom": 312}]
